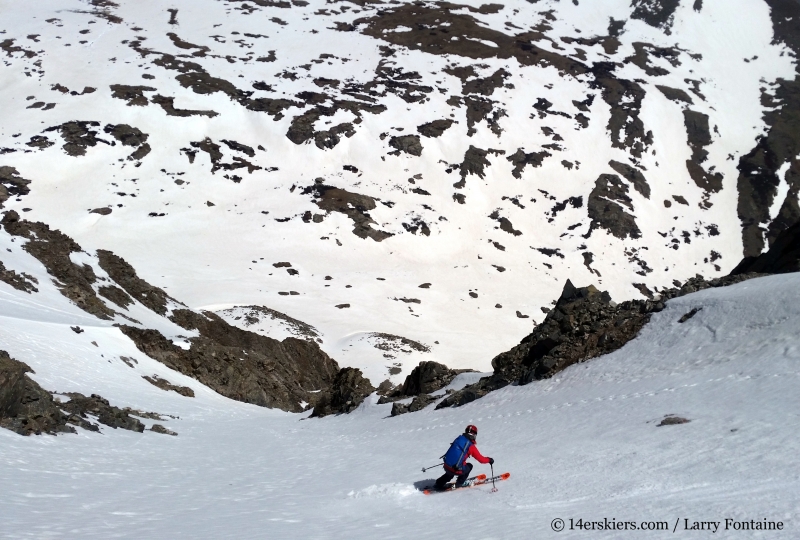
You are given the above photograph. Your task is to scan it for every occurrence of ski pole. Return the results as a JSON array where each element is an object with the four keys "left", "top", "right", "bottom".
[
  {"left": 490, "top": 462, "right": 497, "bottom": 492},
  {"left": 421, "top": 462, "right": 443, "bottom": 472}
]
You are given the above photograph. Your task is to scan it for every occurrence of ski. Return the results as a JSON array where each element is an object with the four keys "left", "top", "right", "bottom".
[
  {"left": 422, "top": 472, "right": 510, "bottom": 495},
  {"left": 418, "top": 473, "right": 485, "bottom": 494}
]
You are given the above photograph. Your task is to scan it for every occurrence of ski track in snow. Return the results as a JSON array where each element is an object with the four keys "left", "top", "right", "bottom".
[{"left": 1, "top": 274, "right": 799, "bottom": 538}]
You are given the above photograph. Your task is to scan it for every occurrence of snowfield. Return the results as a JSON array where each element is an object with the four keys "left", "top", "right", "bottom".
[
  {"left": 1, "top": 273, "right": 798, "bottom": 539},
  {"left": 1, "top": 0, "right": 797, "bottom": 381}
]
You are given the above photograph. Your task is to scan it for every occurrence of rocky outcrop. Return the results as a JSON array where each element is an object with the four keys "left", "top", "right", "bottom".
[
  {"left": 437, "top": 273, "right": 766, "bottom": 410},
  {"left": 0, "top": 350, "right": 161, "bottom": 436},
  {"left": 730, "top": 219, "right": 800, "bottom": 275},
  {"left": 390, "top": 393, "right": 436, "bottom": 416},
  {"left": 121, "top": 310, "right": 340, "bottom": 413},
  {"left": 97, "top": 249, "right": 176, "bottom": 315},
  {"left": 398, "top": 361, "right": 466, "bottom": 397},
  {"left": 376, "top": 360, "right": 471, "bottom": 415},
  {"left": 1, "top": 211, "right": 116, "bottom": 319},
  {"left": 310, "top": 367, "right": 374, "bottom": 417},
  {"left": 2, "top": 212, "right": 344, "bottom": 414},
  {"left": 0, "top": 166, "right": 31, "bottom": 209},
  {"left": 142, "top": 375, "right": 195, "bottom": 397}
]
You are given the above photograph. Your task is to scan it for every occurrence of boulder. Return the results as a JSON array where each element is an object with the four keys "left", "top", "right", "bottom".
[
  {"left": 310, "top": 367, "right": 375, "bottom": 417},
  {"left": 437, "top": 272, "right": 766, "bottom": 410},
  {"left": 390, "top": 393, "right": 436, "bottom": 416},
  {"left": 730, "top": 219, "right": 800, "bottom": 275}
]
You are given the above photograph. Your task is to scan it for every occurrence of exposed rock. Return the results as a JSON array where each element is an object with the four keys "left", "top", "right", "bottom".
[
  {"left": 390, "top": 393, "right": 436, "bottom": 416},
  {"left": 736, "top": 0, "right": 800, "bottom": 257},
  {"left": 458, "top": 145, "right": 503, "bottom": 186},
  {"left": 43, "top": 121, "right": 108, "bottom": 157},
  {"left": 0, "top": 350, "right": 154, "bottom": 436},
  {"left": 586, "top": 174, "right": 641, "bottom": 239},
  {"left": 395, "top": 361, "right": 465, "bottom": 397},
  {"left": 109, "top": 84, "right": 155, "bottom": 106},
  {"left": 150, "top": 423, "right": 178, "bottom": 436},
  {"left": 143, "top": 375, "right": 195, "bottom": 397},
  {"left": 437, "top": 273, "right": 767, "bottom": 410},
  {"left": 376, "top": 379, "right": 395, "bottom": 396},
  {"left": 655, "top": 84, "right": 694, "bottom": 104},
  {"left": 61, "top": 393, "right": 145, "bottom": 433},
  {"left": 0, "top": 351, "right": 77, "bottom": 435},
  {"left": 683, "top": 109, "right": 723, "bottom": 195},
  {"left": 219, "top": 305, "right": 321, "bottom": 341},
  {"left": 151, "top": 95, "right": 218, "bottom": 118},
  {"left": 506, "top": 148, "right": 551, "bottom": 179},
  {"left": 417, "top": 119, "right": 454, "bottom": 138},
  {"left": 310, "top": 367, "right": 375, "bottom": 417},
  {"left": 302, "top": 180, "right": 393, "bottom": 241},
  {"left": 388, "top": 134, "right": 423, "bottom": 156},
  {"left": 1, "top": 212, "right": 115, "bottom": 319},
  {"left": 730, "top": 219, "right": 800, "bottom": 275},
  {"left": 631, "top": 0, "right": 681, "bottom": 34},
  {"left": 657, "top": 415, "right": 691, "bottom": 426},
  {"left": 0, "top": 166, "right": 31, "bottom": 209},
  {"left": 0, "top": 260, "right": 38, "bottom": 293},
  {"left": 103, "top": 124, "right": 151, "bottom": 161},
  {"left": 97, "top": 285, "right": 134, "bottom": 309},
  {"left": 96, "top": 249, "right": 175, "bottom": 316},
  {"left": 608, "top": 160, "right": 650, "bottom": 198},
  {"left": 120, "top": 309, "right": 339, "bottom": 413},
  {"left": 678, "top": 307, "right": 702, "bottom": 323}
]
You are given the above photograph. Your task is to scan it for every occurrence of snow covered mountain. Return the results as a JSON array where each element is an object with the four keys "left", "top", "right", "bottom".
[
  {"left": 2, "top": 265, "right": 799, "bottom": 538},
  {"left": 1, "top": 0, "right": 800, "bottom": 536},
  {"left": 1, "top": 0, "right": 798, "bottom": 383}
]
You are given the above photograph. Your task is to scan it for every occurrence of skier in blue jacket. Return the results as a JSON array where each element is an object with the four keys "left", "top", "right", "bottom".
[{"left": 434, "top": 425, "right": 493, "bottom": 490}]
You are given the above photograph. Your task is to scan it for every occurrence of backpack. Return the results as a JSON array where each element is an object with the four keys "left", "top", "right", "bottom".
[{"left": 442, "top": 434, "right": 472, "bottom": 470}]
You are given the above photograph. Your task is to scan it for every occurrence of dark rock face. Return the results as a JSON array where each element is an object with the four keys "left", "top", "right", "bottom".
[
  {"left": 683, "top": 109, "right": 723, "bottom": 197},
  {"left": 1, "top": 211, "right": 116, "bottom": 319},
  {"left": 0, "top": 350, "right": 154, "bottom": 436},
  {"left": 730, "top": 219, "right": 800, "bottom": 275},
  {"left": 0, "top": 166, "right": 31, "bottom": 208},
  {"left": 0, "top": 260, "right": 38, "bottom": 293},
  {"left": 388, "top": 134, "right": 423, "bottom": 156},
  {"left": 417, "top": 119, "right": 454, "bottom": 138},
  {"left": 586, "top": 173, "right": 641, "bottom": 239},
  {"left": 608, "top": 160, "right": 650, "bottom": 198},
  {"left": 2, "top": 212, "right": 344, "bottom": 415},
  {"left": 657, "top": 415, "right": 690, "bottom": 427},
  {"left": 506, "top": 148, "right": 551, "bottom": 179},
  {"left": 390, "top": 393, "right": 436, "bottom": 416},
  {"left": 655, "top": 84, "right": 694, "bottom": 104},
  {"left": 630, "top": 0, "right": 681, "bottom": 34},
  {"left": 121, "top": 309, "right": 340, "bottom": 413},
  {"left": 310, "top": 367, "right": 375, "bottom": 417},
  {"left": 62, "top": 393, "right": 145, "bottom": 433},
  {"left": 737, "top": 0, "right": 800, "bottom": 257},
  {"left": 398, "top": 361, "right": 463, "bottom": 397},
  {"left": 97, "top": 249, "right": 174, "bottom": 315},
  {"left": 143, "top": 375, "right": 195, "bottom": 397},
  {"left": 302, "top": 181, "right": 393, "bottom": 241},
  {"left": 437, "top": 273, "right": 767, "bottom": 410}
]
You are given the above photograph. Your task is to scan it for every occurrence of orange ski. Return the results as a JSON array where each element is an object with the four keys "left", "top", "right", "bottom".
[{"left": 423, "top": 473, "right": 509, "bottom": 495}]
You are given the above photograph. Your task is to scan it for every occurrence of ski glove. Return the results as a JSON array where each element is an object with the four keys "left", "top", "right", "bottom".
[{"left": 489, "top": 458, "right": 494, "bottom": 465}]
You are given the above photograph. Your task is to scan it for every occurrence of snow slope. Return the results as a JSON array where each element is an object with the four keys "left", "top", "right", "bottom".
[
  {"left": 1, "top": 273, "right": 798, "bottom": 539},
  {"left": 1, "top": 0, "right": 796, "bottom": 381}
]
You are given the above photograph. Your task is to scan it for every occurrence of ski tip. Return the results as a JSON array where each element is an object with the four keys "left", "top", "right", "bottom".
[
  {"left": 423, "top": 489, "right": 432, "bottom": 496},
  {"left": 500, "top": 472, "right": 511, "bottom": 480}
]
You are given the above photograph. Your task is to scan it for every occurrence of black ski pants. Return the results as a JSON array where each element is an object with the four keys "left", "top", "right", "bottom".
[{"left": 435, "top": 462, "right": 473, "bottom": 489}]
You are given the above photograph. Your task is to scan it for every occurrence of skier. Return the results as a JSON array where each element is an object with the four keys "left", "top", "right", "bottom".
[{"left": 434, "top": 424, "right": 494, "bottom": 490}]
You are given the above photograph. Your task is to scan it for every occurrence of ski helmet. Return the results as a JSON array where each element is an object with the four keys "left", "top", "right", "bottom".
[{"left": 465, "top": 425, "right": 478, "bottom": 436}]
